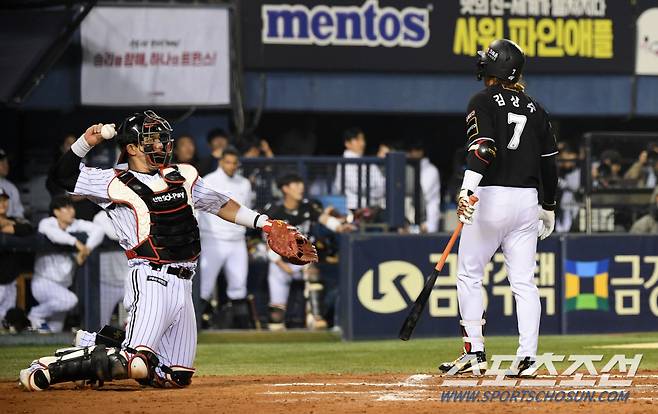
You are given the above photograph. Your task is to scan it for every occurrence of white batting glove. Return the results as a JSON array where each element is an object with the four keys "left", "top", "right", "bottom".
[
  {"left": 457, "top": 189, "right": 478, "bottom": 225},
  {"left": 538, "top": 209, "right": 555, "bottom": 240}
]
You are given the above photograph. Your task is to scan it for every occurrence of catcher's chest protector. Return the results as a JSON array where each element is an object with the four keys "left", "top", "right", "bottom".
[{"left": 108, "top": 165, "right": 200, "bottom": 263}]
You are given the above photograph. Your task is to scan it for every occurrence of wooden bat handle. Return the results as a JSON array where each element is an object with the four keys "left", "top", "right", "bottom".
[{"left": 433, "top": 222, "right": 463, "bottom": 272}]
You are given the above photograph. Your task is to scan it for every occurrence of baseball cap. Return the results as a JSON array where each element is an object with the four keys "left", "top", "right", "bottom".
[{"left": 0, "top": 188, "right": 9, "bottom": 198}]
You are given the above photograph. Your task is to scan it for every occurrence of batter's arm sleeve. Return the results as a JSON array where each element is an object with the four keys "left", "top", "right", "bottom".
[
  {"left": 38, "top": 217, "right": 78, "bottom": 246},
  {"left": 539, "top": 110, "right": 559, "bottom": 209}
]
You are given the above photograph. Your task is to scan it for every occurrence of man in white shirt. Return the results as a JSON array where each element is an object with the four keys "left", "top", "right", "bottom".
[
  {"left": 0, "top": 149, "right": 25, "bottom": 218},
  {"left": 93, "top": 210, "right": 129, "bottom": 327},
  {"left": 334, "top": 128, "right": 385, "bottom": 210},
  {"left": 197, "top": 147, "right": 254, "bottom": 328},
  {"left": 28, "top": 196, "right": 104, "bottom": 333},
  {"left": 407, "top": 141, "right": 441, "bottom": 233}
]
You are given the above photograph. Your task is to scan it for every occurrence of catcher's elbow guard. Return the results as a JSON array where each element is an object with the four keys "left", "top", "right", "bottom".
[{"left": 466, "top": 138, "right": 497, "bottom": 174}]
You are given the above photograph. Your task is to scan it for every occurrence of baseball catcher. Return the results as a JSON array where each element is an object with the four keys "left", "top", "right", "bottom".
[{"left": 18, "top": 110, "right": 317, "bottom": 391}]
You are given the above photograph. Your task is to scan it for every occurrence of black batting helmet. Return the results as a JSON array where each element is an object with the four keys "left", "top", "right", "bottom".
[
  {"left": 476, "top": 39, "right": 525, "bottom": 83},
  {"left": 116, "top": 110, "right": 173, "bottom": 167}
]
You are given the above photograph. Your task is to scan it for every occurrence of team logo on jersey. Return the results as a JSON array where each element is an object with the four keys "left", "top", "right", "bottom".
[
  {"left": 147, "top": 275, "right": 168, "bottom": 287},
  {"left": 151, "top": 189, "right": 185, "bottom": 204},
  {"left": 261, "top": 0, "right": 431, "bottom": 48}
]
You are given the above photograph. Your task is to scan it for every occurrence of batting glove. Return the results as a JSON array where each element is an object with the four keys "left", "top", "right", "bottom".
[
  {"left": 538, "top": 208, "right": 555, "bottom": 240},
  {"left": 457, "top": 189, "right": 478, "bottom": 225}
]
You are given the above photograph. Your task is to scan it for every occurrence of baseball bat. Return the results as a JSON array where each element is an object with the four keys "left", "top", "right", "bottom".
[{"left": 398, "top": 193, "right": 478, "bottom": 340}]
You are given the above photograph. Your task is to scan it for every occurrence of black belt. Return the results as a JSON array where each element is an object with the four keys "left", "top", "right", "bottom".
[{"left": 149, "top": 263, "right": 194, "bottom": 280}]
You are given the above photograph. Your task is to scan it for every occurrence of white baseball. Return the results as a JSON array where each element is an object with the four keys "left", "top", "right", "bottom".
[{"left": 101, "top": 123, "right": 116, "bottom": 140}]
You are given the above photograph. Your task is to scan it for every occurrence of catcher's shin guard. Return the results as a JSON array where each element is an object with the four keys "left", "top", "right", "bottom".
[{"left": 19, "top": 345, "right": 156, "bottom": 391}]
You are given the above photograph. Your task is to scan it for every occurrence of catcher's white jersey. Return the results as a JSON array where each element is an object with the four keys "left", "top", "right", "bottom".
[{"left": 71, "top": 163, "right": 230, "bottom": 369}]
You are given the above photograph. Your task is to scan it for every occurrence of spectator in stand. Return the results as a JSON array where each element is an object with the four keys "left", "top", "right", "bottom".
[
  {"left": 0, "top": 188, "right": 34, "bottom": 329},
  {"left": 334, "top": 127, "right": 385, "bottom": 210},
  {"left": 198, "top": 128, "right": 231, "bottom": 176},
  {"left": 173, "top": 134, "right": 200, "bottom": 169},
  {"left": 0, "top": 148, "right": 25, "bottom": 218},
  {"left": 555, "top": 142, "right": 581, "bottom": 232},
  {"left": 624, "top": 143, "right": 658, "bottom": 188},
  {"left": 592, "top": 149, "right": 623, "bottom": 189},
  {"left": 28, "top": 196, "right": 104, "bottom": 333},
  {"left": 407, "top": 140, "right": 441, "bottom": 233},
  {"left": 630, "top": 187, "right": 658, "bottom": 234}
]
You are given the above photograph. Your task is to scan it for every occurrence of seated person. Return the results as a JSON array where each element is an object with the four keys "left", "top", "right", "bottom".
[
  {"left": 0, "top": 188, "right": 34, "bottom": 329},
  {"left": 28, "top": 196, "right": 104, "bottom": 333}
]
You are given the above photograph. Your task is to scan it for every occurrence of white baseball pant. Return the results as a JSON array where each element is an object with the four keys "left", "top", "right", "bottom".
[
  {"left": 199, "top": 238, "right": 248, "bottom": 301},
  {"left": 29, "top": 277, "right": 78, "bottom": 332},
  {"left": 268, "top": 261, "right": 304, "bottom": 306},
  {"left": 0, "top": 281, "right": 17, "bottom": 320},
  {"left": 122, "top": 263, "right": 196, "bottom": 369},
  {"left": 457, "top": 186, "right": 541, "bottom": 357}
]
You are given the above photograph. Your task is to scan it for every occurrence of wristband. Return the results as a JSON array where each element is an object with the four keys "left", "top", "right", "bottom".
[
  {"left": 461, "top": 170, "right": 483, "bottom": 193},
  {"left": 71, "top": 135, "right": 93, "bottom": 158}
]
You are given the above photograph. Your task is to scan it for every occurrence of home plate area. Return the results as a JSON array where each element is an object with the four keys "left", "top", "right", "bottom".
[{"left": 3, "top": 372, "right": 658, "bottom": 414}]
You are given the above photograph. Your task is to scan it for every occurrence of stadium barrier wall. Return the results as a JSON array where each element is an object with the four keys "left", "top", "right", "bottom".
[{"left": 339, "top": 233, "right": 658, "bottom": 340}]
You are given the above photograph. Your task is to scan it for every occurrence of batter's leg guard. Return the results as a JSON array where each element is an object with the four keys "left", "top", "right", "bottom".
[
  {"left": 268, "top": 305, "right": 286, "bottom": 331},
  {"left": 18, "top": 345, "right": 157, "bottom": 391},
  {"left": 438, "top": 314, "right": 488, "bottom": 375}
]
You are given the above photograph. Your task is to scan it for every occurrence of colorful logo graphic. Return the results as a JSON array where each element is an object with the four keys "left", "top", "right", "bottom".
[{"left": 565, "top": 259, "right": 609, "bottom": 312}]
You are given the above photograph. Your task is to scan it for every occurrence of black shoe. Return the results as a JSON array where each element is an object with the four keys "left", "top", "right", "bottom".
[
  {"left": 506, "top": 356, "right": 538, "bottom": 378},
  {"left": 439, "top": 350, "right": 487, "bottom": 374}
]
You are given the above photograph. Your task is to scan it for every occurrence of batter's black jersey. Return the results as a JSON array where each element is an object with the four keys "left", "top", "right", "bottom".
[
  {"left": 466, "top": 84, "right": 558, "bottom": 189},
  {"left": 263, "top": 199, "right": 323, "bottom": 237}
]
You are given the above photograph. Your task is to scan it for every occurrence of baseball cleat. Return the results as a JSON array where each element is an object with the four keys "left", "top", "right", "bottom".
[
  {"left": 19, "top": 360, "right": 52, "bottom": 391},
  {"left": 439, "top": 350, "right": 487, "bottom": 375},
  {"left": 506, "top": 356, "right": 538, "bottom": 378}
]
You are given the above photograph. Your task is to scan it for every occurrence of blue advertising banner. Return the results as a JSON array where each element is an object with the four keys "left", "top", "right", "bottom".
[
  {"left": 563, "top": 235, "right": 658, "bottom": 333},
  {"left": 339, "top": 233, "right": 561, "bottom": 340}
]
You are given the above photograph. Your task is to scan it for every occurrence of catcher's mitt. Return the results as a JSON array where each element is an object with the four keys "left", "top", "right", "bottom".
[{"left": 266, "top": 220, "right": 318, "bottom": 265}]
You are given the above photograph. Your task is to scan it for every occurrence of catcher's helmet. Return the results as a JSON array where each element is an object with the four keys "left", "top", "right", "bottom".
[
  {"left": 116, "top": 110, "right": 173, "bottom": 168},
  {"left": 476, "top": 39, "right": 525, "bottom": 83}
]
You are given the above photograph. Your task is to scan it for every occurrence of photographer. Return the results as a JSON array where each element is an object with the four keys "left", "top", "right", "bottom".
[{"left": 624, "top": 143, "right": 658, "bottom": 188}]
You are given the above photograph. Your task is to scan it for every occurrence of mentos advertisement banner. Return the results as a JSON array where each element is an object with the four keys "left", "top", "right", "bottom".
[
  {"left": 339, "top": 234, "right": 658, "bottom": 340},
  {"left": 242, "top": 0, "right": 635, "bottom": 73}
]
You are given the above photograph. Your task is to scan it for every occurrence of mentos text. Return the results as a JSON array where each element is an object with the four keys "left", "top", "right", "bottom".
[{"left": 261, "top": 0, "right": 431, "bottom": 48}]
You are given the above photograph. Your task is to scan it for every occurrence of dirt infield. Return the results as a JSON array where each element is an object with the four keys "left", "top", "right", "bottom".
[{"left": 2, "top": 372, "right": 657, "bottom": 414}]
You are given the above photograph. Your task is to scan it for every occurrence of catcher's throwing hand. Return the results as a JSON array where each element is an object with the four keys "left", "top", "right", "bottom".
[
  {"left": 457, "top": 189, "right": 479, "bottom": 225},
  {"left": 263, "top": 220, "right": 318, "bottom": 265}
]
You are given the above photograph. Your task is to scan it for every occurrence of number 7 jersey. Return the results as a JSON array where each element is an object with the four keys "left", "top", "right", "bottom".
[{"left": 465, "top": 83, "right": 558, "bottom": 189}]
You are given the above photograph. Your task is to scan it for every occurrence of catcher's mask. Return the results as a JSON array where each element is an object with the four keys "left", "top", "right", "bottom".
[
  {"left": 476, "top": 38, "right": 525, "bottom": 83},
  {"left": 116, "top": 110, "right": 173, "bottom": 168}
]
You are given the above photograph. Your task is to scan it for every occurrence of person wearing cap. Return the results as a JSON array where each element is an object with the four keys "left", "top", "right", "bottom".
[
  {"left": 0, "top": 149, "right": 25, "bottom": 218},
  {"left": 0, "top": 188, "right": 34, "bottom": 330}
]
